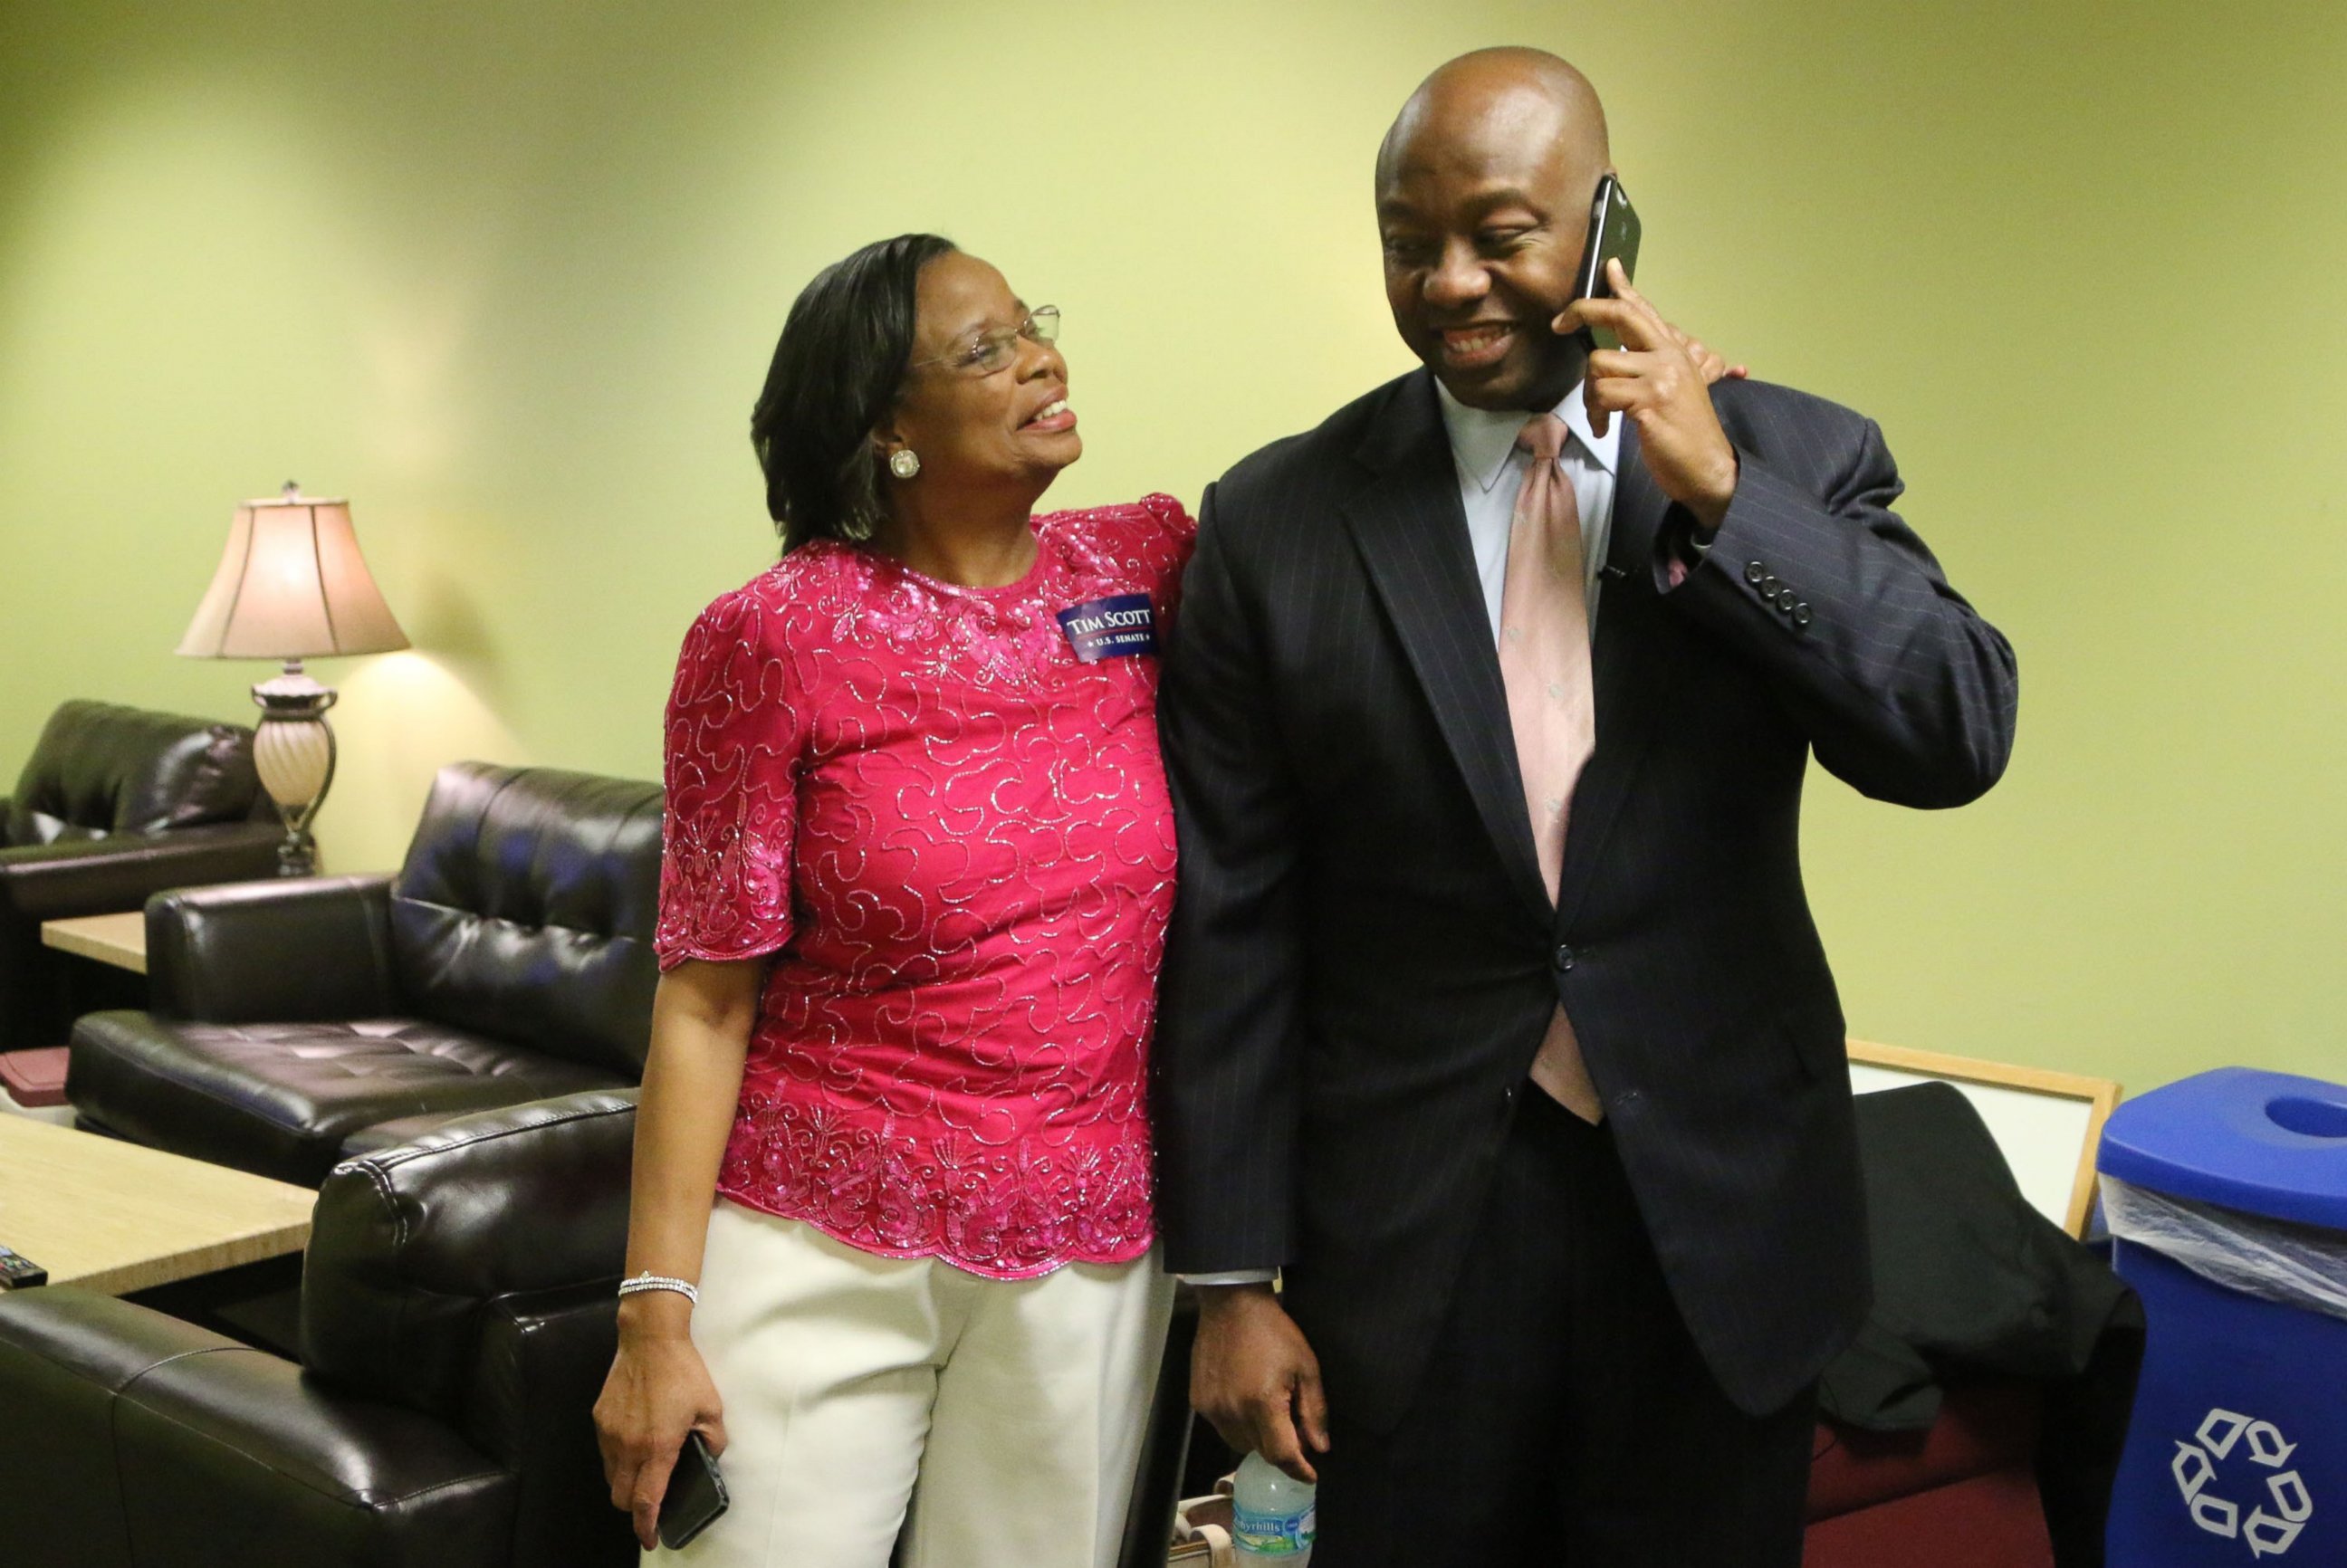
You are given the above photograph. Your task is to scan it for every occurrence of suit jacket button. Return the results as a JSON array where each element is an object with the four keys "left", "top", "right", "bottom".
[
  {"left": 1792, "top": 603, "right": 1814, "bottom": 627},
  {"left": 1743, "top": 560, "right": 1766, "bottom": 586},
  {"left": 1777, "top": 594, "right": 1797, "bottom": 617},
  {"left": 1553, "top": 943, "right": 1576, "bottom": 972}
]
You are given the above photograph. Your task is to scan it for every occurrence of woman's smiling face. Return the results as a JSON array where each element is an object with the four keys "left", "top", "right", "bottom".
[{"left": 879, "top": 252, "right": 1078, "bottom": 502}]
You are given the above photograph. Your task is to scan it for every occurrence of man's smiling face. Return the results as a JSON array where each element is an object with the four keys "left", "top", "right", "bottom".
[{"left": 1376, "top": 62, "right": 1609, "bottom": 412}]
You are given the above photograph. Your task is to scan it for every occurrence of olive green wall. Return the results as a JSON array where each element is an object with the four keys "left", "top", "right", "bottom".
[{"left": 4, "top": 2, "right": 2342, "bottom": 1092}]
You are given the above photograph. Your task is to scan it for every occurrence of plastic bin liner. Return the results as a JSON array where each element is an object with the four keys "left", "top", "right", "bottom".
[{"left": 2103, "top": 1175, "right": 2347, "bottom": 1322}]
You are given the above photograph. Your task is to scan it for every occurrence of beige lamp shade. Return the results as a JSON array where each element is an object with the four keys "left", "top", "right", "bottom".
[{"left": 177, "top": 487, "right": 409, "bottom": 660}]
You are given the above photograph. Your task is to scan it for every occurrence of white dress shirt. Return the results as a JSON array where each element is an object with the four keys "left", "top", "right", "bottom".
[
  {"left": 1175, "top": 380, "right": 1623, "bottom": 1291},
  {"left": 1437, "top": 377, "right": 1622, "bottom": 643}
]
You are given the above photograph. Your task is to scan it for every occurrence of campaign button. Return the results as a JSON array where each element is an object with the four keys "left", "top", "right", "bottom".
[{"left": 1057, "top": 593, "right": 1158, "bottom": 663}]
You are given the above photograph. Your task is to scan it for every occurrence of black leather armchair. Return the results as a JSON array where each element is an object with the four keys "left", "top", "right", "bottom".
[
  {"left": 0, "top": 700, "right": 280, "bottom": 1055},
  {"left": 67, "top": 760, "right": 663, "bottom": 1183},
  {"left": 0, "top": 1089, "right": 641, "bottom": 1568}
]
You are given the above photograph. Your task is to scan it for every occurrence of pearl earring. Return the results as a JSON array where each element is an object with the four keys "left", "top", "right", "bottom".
[{"left": 889, "top": 449, "right": 921, "bottom": 480}]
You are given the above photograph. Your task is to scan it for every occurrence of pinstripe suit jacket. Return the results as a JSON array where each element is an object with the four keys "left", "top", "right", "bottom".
[{"left": 1152, "top": 368, "right": 2018, "bottom": 1429}]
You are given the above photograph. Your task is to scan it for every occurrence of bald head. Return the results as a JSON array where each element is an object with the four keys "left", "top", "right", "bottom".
[
  {"left": 1377, "top": 48, "right": 1609, "bottom": 196},
  {"left": 1372, "top": 49, "right": 1615, "bottom": 409}
]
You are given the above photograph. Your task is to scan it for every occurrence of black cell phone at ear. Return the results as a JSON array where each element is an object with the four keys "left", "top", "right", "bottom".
[
  {"left": 1571, "top": 174, "right": 1643, "bottom": 351},
  {"left": 658, "top": 1430, "right": 730, "bottom": 1551}
]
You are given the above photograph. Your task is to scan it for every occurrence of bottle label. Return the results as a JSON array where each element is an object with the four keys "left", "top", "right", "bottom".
[{"left": 1232, "top": 1501, "right": 1317, "bottom": 1555}]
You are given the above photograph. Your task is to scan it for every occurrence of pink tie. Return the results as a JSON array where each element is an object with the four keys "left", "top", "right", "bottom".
[{"left": 1498, "top": 414, "right": 1604, "bottom": 1123}]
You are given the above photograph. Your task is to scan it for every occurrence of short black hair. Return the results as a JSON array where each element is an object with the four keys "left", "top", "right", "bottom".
[{"left": 750, "top": 233, "right": 958, "bottom": 551}]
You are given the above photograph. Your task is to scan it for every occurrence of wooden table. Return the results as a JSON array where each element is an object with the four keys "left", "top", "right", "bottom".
[
  {"left": 40, "top": 910, "right": 148, "bottom": 975},
  {"left": 0, "top": 1115, "right": 311, "bottom": 1295}
]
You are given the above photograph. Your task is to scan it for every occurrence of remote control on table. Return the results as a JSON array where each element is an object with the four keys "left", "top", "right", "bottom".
[{"left": 0, "top": 1244, "right": 47, "bottom": 1288}]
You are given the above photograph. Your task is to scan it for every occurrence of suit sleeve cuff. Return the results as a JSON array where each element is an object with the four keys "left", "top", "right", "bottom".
[{"left": 1654, "top": 504, "right": 1721, "bottom": 594}]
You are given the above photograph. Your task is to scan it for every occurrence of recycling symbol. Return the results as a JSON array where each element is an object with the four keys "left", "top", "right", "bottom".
[{"left": 2172, "top": 1409, "right": 2315, "bottom": 1557}]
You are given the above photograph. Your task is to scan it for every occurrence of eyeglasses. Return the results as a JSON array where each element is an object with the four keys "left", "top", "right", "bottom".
[{"left": 909, "top": 305, "right": 1061, "bottom": 376}]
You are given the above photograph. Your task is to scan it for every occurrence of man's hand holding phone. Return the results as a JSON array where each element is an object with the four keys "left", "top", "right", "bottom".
[{"left": 1556, "top": 260, "right": 1745, "bottom": 532}]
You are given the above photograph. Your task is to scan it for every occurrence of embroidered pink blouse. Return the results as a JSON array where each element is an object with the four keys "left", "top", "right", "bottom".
[{"left": 655, "top": 493, "right": 1195, "bottom": 1279}]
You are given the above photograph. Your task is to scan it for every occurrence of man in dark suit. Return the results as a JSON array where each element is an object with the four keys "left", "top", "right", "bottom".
[{"left": 1153, "top": 47, "right": 2018, "bottom": 1565}]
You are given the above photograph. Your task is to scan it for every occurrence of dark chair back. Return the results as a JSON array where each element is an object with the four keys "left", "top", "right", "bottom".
[
  {"left": 389, "top": 761, "right": 663, "bottom": 1075},
  {"left": 302, "top": 1090, "right": 640, "bottom": 1567},
  {"left": 5, "top": 700, "right": 261, "bottom": 847}
]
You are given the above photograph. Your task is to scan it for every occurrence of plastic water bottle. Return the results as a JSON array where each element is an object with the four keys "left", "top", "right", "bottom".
[{"left": 1231, "top": 1449, "right": 1317, "bottom": 1563}]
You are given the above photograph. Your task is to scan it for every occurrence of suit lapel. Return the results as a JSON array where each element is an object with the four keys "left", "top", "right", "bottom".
[
  {"left": 1340, "top": 375, "right": 1552, "bottom": 925},
  {"left": 1554, "top": 421, "right": 1683, "bottom": 930}
]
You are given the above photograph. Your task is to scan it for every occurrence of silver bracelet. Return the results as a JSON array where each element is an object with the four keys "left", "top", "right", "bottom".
[{"left": 618, "top": 1270, "right": 700, "bottom": 1306}]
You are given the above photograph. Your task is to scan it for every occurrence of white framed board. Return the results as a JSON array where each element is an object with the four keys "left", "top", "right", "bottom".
[{"left": 1846, "top": 1039, "right": 2122, "bottom": 1238}]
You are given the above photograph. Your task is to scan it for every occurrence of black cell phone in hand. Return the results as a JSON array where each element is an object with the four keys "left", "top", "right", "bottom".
[
  {"left": 657, "top": 1431, "right": 730, "bottom": 1550},
  {"left": 1571, "top": 174, "right": 1643, "bottom": 351}
]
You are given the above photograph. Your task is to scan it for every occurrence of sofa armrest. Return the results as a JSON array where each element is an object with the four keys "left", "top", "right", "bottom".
[
  {"left": 465, "top": 1284, "right": 637, "bottom": 1568},
  {"left": 304, "top": 1090, "right": 637, "bottom": 1415},
  {"left": 0, "top": 820, "right": 283, "bottom": 924},
  {"left": 146, "top": 874, "right": 399, "bottom": 1023},
  {"left": 0, "top": 1285, "right": 514, "bottom": 1568},
  {"left": 0, "top": 1286, "right": 227, "bottom": 1568}
]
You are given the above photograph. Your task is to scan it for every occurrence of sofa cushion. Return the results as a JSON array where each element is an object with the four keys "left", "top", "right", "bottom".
[
  {"left": 389, "top": 763, "right": 661, "bottom": 1077},
  {"left": 67, "top": 1009, "right": 626, "bottom": 1186},
  {"left": 6, "top": 700, "right": 260, "bottom": 847},
  {"left": 340, "top": 1108, "right": 471, "bottom": 1158},
  {"left": 0, "top": 1045, "right": 70, "bottom": 1106}
]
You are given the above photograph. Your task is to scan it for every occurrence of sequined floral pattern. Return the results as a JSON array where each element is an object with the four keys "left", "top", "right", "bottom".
[{"left": 656, "top": 493, "right": 1194, "bottom": 1278}]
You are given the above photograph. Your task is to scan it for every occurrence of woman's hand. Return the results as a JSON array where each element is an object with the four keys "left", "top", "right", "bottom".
[
  {"left": 598, "top": 961, "right": 762, "bottom": 1549},
  {"left": 594, "top": 1296, "right": 730, "bottom": 1551}
]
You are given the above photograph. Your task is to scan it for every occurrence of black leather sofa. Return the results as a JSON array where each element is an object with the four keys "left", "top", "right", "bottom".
[
  {"left": 12, "top": 755, "right": 1209, "bottom": 1564},
  {"left": 67, "top": 760, "right": 663, "bottom": 1184},
  {"left": 0, "top": 1089, "right": 642, "bottom": 1568},
  {"left": 0, "top": 1086, "right": 1200, "bottom": 1568},
  {"left": 1, "top": 700, "right": 280, "bottom": 1056}
]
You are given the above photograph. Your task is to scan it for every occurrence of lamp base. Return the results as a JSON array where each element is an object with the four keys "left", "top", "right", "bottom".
[
  {"left": 273, "top": 829, "right": 321, "bottom": 878},
  {"left": 251, "top": 662, "right": 340, "bottom": 878}
]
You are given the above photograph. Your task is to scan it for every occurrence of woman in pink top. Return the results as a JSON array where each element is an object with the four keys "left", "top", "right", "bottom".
[{"left": 593, "top": 234, "right": 1190, "bottom": 1568}]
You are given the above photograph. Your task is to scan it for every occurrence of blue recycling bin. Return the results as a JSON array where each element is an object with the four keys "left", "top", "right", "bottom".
[{"left": 2098, "top": 1067, "right": 2347, "bottom": 1564}]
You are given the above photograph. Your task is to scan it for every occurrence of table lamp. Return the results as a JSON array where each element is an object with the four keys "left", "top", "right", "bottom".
[{"left": 177, "top": 483, "right": 409, "bottom": 875}]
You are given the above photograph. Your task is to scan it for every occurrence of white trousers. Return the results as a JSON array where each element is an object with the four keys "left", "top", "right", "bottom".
[{"left": 649, "top": 1200, "right": 1176, "bottom": 1568}]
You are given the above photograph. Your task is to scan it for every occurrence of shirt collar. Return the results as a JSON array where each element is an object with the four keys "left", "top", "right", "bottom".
[{"left": 1434, "top": 376, "right": 1622, "bottom": 494}]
